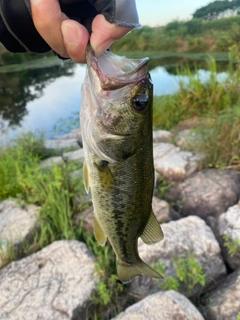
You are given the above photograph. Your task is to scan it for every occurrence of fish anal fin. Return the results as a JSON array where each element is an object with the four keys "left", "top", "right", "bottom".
[
  {"left": 83, "top": 161, "right": 89, "bottom": 194},
  {"left": 117, "top": 258, "right": 163, "bottom": 284},
  {"left": 94, "top": 216, "right": 107, "bottom": 246},
  {"left": 141, "top": 210, "right": 164, "bottom": 245}
]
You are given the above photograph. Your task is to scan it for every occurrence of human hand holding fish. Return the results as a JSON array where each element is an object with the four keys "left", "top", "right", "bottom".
[
  {"left": 81, "top": 46, "right": 164, "bottom": 283},
  {"left": 0, "top": 0, "right": 140, "bottom": 61}
]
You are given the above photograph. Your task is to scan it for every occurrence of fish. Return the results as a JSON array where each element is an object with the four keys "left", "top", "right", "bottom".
[{"left": 80, "top": 46, "right": 164, "bottom": 283}]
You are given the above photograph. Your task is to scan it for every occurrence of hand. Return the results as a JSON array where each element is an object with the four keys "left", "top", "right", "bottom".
[{"left": 30, "top": 0, "right": 132, "bottom": 62}]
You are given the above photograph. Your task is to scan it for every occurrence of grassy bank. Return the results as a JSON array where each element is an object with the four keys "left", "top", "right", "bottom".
[
  {"left": 152, "top": 55, "right": 240, "bottom": 170},
  {"left": 111, "top": 15, "right": 240, "bottom": 54}
]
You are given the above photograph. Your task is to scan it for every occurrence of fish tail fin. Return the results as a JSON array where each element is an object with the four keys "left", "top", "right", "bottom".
[{"left": 117, "top": 258, "right": 163, "bottom": 284}]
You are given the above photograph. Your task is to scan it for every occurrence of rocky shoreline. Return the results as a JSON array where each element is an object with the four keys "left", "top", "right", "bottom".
[{"left": 0, "top": 128, "right": 240, "bottom": 320}]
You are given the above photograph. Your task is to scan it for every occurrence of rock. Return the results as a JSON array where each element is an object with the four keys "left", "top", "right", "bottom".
[
  {"left": 218, "top": 202, "right": 240, "bottom": 270},
  {"left": 153, "top": 130, "right": 172, "bottom": 143},
  {"left": 40, "top": 156, "right": 64, "bottom": 168},
  {"left": 0, "top": 199, "right": 39, "bottom": 267},
  {"left": 57, "top": 128, "right": 82, "bottom": 147},
  {"left": 205, "top": 268, "right": 240, "bottom": 320},
  {"left": 0, "top": 240, "right": 96, "bottom": 320},
  {"left": 63, "top": 148, "right": 84, "bottom": 162},
  {"left": 130, "top": 216, "right": 226, "bottom": 299},
  {"left": 73, "top": 206, "right": 94, "bottom": 233},
  {"left": 112, "top": 290, "right": 205, "bottom": 320},
  {"left": 175, "top": 129, "right": 202, "bottom": 149},
  {"left": 165, "top": 169, "right": 240, "bottom": 227},
  {"left": 152, "top": 196, "right": 180, "bottom": 223},
  {"left": 44, "top": 139, "right": 80, "bottom": 151},
  {"left": 153, "top": 142, "right": 203, "bottom": 181}
]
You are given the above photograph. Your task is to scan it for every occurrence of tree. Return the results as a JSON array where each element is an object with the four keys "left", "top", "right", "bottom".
[{"left": 193, "top": 0, "right": 240, "bottom": 20}]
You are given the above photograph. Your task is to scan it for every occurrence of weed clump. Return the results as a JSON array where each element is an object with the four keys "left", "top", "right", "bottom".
[{"left": 153, "top": 252, "right": 206, "bottom": 297}]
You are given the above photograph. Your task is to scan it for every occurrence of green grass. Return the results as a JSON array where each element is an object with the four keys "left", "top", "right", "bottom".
[
  {"left": 223, "top": 234, "right": 240, "bottom": 257},
  {"left": 153, "top": 252, "right": 206, "bottom": 296},
  {"left": 153, "top": 57, "right": 240, "bottom": 130},
  {"left": 0, "top": 132, "right": 86, "bottom": 252},
  {"left": 191, "top": 106, "right": 240, "bottom": 169}
]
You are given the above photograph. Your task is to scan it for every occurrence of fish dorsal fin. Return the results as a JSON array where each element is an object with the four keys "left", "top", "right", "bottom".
[
  {"left": 83, "top": 161, "right": 89, "bottom": 194},
  {"left": 141, "top": 210, "right": 164, "bottom": 245},
  {"left": 94, "top": 216, "right": 107, "bottom": 246}
]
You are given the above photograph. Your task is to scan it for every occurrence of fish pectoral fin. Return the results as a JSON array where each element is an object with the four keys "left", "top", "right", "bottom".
[
  {"left": 117, "top": 258, "right": 164, "bottom": 284},
  {"left": 94, "top": 216, "right": 107, "bottom": 246},
  {"left": 83, "top": 161, "right": 90, "bottom": 194},
  {"left": 141, "top": 210, "right": 164, "bottom": 245}
]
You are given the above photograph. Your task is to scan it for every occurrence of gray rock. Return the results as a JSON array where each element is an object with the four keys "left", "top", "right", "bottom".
[
  {"left": 112, "top": 290, "right": 205, "bottom": 320},
  {"left": 0, "top": 240, "right": 96, "bottom": 320},
  {"left": 40, "top": 156, "right": 64, "bottom": 168},
  {"left": 153, "top": 130, "right": 172, "bottom": 143},
  {"left": 165, "top": 169, "right": 240, "bottom": 226},
  {"left": 175, "top": 129, "right": 202, "bottom": 149},
  {"left": 205, "top": 268, "right": 240, "bottom": 320},
  {"left": 0, "top": 200, "right": 39, "bottom": 267},
  {"left": 152, "top": 196, "right": 180, "bottom": 223},
  {"left": 63, "top": 148, "right": 84, "bottom": 162},
  {"left": 218, "top": 202, "right": 240, "bottom": 270},
  {"left": 57, "top": 128, "right": 82, "bottom": 147},
  {"left": 153, "top": 143, "right": 203, "bottom": 181},
  {"left": 130, "top": 216, "right": 226, "bottom": 299},
  {"left": 44, "top": 139, "right": 79, "bottom": 151}
]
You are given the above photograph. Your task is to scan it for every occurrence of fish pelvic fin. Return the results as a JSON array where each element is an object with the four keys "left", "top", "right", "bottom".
[
  {"left": 141, "top": 210, "right": 164, "bottom": 245},
  {"left": 83, "top": 161, "right": 89, "bottom": 194},
  {"left": 94, "top": 216, "right": 107, "bottom": 246},
  {"left": 117, "top": 258, "right": 163, "bottom": 284}
]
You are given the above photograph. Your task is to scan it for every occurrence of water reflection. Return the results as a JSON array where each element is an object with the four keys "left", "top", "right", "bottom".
[
  {"left": 0, "top": 56, "right": 229, "bottom": 142},
  {"left": 0, "top": 61, "right": 79, "bottom": 141}
]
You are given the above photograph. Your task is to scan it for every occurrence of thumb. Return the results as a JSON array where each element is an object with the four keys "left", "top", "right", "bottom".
[{"left": 90, "top": 14, "right": 132, "bottom": 57}]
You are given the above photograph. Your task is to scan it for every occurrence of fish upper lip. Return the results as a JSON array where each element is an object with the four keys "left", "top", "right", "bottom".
[{"left": 86, "top": 46, "right": 149, "bottom": 89}]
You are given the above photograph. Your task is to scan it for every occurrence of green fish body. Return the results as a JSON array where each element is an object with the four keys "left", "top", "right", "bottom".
[{"left": 80, "top": 47, "right": 163, "bottom": 283}]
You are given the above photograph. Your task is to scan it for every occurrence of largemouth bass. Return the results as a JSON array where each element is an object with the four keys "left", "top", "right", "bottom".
[{"left": 80, "top": 46, "right": 164, "bottom": 283}]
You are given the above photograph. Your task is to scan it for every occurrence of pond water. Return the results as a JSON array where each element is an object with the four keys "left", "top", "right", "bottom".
[{"left": 0, "top": 55, "right": 228, "bottom": 143}]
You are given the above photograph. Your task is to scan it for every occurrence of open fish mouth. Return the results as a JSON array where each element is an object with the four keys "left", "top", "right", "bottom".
[{"left": 86, "top": 46, "right": 149, "bottom": 90}]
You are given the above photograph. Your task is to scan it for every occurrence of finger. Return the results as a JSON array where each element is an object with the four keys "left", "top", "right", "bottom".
[
  {"left": 61, "top": 20, "right": 89, "bottom": 63},
  {"left": 90, "top": 14, "right": 132, "bottom": 57},
  {"left": 30, "top": 0, "right": 69, "bottom": 58}
]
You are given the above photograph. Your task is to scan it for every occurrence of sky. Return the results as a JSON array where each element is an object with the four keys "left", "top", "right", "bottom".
[{"left": 136, "top": 0, "right": 213, "bottom": 26}]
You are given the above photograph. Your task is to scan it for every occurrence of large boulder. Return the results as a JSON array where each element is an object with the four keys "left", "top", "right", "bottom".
[
  {"left": 44, "top": 139, "right": 80, "bottom": 151},
  {"left": 153, "top": 130, "right": 172, "bottom": 143},
  {"left": 153, "top": 142, "right": 203, "bottom": 182},
  {"left": 57, "top": 128, "right": 82, "bottom": 147},
  {"left": 63, "top": 148, "right": 84, "bottom": 162},
  {"left": 130, "top": 216, "right": 226, "bottom": 299},
  {"left": 217, "top": 202, "right": 240, "bottom": 270},
  {"left": 0, "top": 199, "right": 39, "bottom": 267},
  {"left": 205, "top": 268, "right": 240, "bottom": 320},
  {"left": 112, "top": 290, "right": 205, "bottom": 320},
  {"left": 0, "top": 240, "right": 96, "bottom": 320},
  {"left": 165, "top": 169, "right": 240, "bottom": 228}
]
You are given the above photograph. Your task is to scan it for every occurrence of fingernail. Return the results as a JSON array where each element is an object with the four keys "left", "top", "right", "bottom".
[{"left": 62, "top": 23, "right": 79, "bottom": 44}]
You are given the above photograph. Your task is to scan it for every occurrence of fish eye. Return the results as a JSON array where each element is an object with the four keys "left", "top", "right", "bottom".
[{"left": 132, "top": 94, "right": 148, "bottom": 112}]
